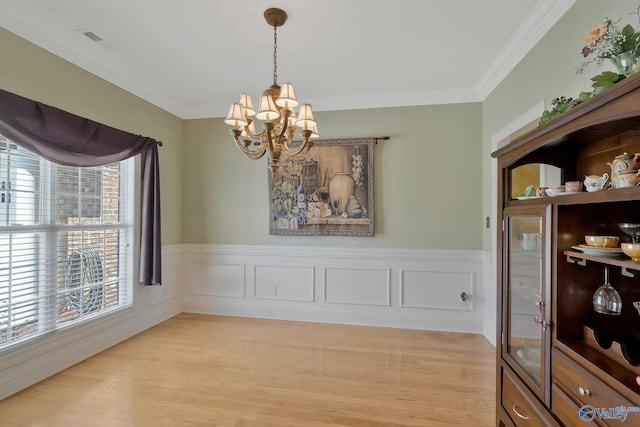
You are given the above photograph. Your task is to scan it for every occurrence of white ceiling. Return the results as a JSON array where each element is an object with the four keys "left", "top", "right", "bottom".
[{"left": 0, "top": 0, "right": 576, "bottom": 119}]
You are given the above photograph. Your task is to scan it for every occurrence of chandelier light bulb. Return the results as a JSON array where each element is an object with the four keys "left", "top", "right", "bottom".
[
  {"left": 239, "top": 93, "right": 256, "bottom": 117},
  {"left": 224, "top": 103, "right": 247, "bottom": 129},
  {"left": 275, "top": 82, "right": 298, "bottom": 111},
  {"left": 295, "top": 104, "right": 317, "bottom": 129},
  {"left": 256, "top": 94, "right": 280, "bottom": 123}
]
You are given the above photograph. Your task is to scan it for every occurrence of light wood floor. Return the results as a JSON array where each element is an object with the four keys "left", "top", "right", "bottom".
[{"left": 0, "top": 313, "right": 496, "bottom": 426}]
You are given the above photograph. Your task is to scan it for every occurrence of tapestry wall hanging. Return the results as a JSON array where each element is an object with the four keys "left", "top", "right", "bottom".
[{"left": 269, "top": 138, "right": 374, "bottom": 236}]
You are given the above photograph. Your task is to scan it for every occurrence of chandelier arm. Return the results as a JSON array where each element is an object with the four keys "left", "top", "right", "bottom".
[
  {"left": 246, "top": 127, "right": 266, "bottom": 140},
  {"left": 287, "top": 145, "right": 311, "bottom": 160},
  {"left": 282, "top": 134, "right": 313, "bottom": 159},
  {"left": 232, "top": 133, "right": 267, "bottom": 159},
  {"left": 277, "top": 111, "right": 291, "bottom": 138}
]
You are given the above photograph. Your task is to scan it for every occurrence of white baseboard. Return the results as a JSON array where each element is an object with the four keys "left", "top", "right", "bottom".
[{"left": 182, "top": 244, "right": 488, "bottom": 335}]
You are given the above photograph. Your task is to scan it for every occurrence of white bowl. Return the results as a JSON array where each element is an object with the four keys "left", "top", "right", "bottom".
[{"left": 546, "top": 187, "right": 565, "bottom": 197}]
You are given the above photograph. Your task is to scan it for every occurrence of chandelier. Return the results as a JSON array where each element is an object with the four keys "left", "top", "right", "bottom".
[{"left": 225, "top": 8, "right": 318, "bottom": 174}]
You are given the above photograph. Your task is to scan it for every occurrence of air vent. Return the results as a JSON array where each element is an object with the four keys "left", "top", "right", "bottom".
[{"left": 83, "top": 31, "right": 103, "bottom": 42}]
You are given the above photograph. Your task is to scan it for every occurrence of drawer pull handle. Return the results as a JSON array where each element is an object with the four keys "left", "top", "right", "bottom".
[
  {"left": 512, "top": 404, "right": 530, "bottom": 420},
  {"left": 578, "top": 387, "right": 592, "bottom": 397}
]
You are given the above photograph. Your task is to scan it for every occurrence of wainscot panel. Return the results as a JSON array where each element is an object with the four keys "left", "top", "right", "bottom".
[
  {"left": 187, "top": 261, "right": 245, "bottom": 298},
  {"left": 182, "top": 244, "right": 487, "bottom": 334},
  {"left": 255, "top": 265, "right": 315, "bottom": 301},
  {"left": 324, "top": 267, "right": 391, "bottom": 306},
  {"left": 400, "top": 269, "right": 474, "bottom": 311}
]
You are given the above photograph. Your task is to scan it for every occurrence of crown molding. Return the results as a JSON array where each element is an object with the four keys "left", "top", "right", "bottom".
[{"left": 475, "top": 0, "right": 577, "bottom": 100}]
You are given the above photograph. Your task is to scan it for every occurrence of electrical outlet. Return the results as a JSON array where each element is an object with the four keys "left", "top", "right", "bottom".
[
  {"left": 270, "top": 285, "right": 277, "bottom": 296},
  {"left": 458, "top": 291, "right": 471, "bottom": 306}
]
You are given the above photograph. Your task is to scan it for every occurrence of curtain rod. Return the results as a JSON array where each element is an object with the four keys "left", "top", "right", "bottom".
[{"left": 374, "top": 136, "right": 390, "bottom": 144}]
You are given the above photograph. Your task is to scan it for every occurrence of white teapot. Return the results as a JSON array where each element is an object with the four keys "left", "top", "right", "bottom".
[{"left": 584, "top": 173, "right": 609, "bottom": 192}]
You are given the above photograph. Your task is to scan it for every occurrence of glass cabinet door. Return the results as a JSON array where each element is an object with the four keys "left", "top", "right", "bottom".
[{"left": 503, "top": 207, "right": 550, "bottom": 401}]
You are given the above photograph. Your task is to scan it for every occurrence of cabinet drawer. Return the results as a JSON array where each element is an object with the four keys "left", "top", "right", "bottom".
[
  {"left": 502, "top": 368, "right": 554, "bottom": 426},
  {"left": 552, "top": 348, "right": 636, "bottom": 425},
  {"left": 552, "top": 383, "right": 607, "bottom": 427}
]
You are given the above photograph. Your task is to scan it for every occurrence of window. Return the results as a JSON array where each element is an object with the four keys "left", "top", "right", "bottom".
[{"left": 0, "top": 135, "right": 134, "bottom": 350}]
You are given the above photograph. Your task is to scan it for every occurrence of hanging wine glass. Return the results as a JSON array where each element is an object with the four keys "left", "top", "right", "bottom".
[
  {"left": 619, "top": 223, "right": 640, "bottom": 243},
  {"left": 593, "top": 266, "right": 622, "bottom": 315}
]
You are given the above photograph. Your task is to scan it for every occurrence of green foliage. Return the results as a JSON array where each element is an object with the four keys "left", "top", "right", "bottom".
[
  {"left": 538, "top": 92, "right": 593, "bottom": 126},
  {"left": 539, "top": 97, "right": 572, "bottom": 126},
  {"left": 590, "top": 71, "right": 626, "bottom": 94},
  {"left": 619, "top": 24, "right": 640, "bottom": 55}
]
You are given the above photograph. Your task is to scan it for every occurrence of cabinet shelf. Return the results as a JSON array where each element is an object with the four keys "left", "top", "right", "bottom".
[
  {"left": 508, "top": 187, "right": 640, "bottom": 207},
  {"left": 563, "top": 250, "right": 640, "bottom": 277}
]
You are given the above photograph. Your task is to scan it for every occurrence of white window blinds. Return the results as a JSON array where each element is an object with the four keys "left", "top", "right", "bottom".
[{"left": 0, "top": 136, "right": 134, "bottom": 350}]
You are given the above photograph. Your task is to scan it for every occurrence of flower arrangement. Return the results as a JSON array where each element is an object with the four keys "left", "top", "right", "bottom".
[
  {"left": 577, "top": 7, "right": 640, "bottom": 76},
  {"left": 539, "top": 5, "right": 640, "bottom": 126}
]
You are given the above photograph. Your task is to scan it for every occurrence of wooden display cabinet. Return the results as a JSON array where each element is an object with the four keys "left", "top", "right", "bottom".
[{"left": 493, "top": 73, "right": 640, "bottom": 426}]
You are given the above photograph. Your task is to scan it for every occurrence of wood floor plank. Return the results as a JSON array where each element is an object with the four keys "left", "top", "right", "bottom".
[{"left": 0, "top": 313, "right": 496, "bottom": 426}]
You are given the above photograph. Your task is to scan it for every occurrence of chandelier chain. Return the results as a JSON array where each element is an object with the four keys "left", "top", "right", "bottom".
[{"left": 273, "top": 25, "right": 278, "bottom": 86}]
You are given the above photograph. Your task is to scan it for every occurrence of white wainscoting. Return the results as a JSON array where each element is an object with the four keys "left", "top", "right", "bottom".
[
  {"left": 482, "top": 251, "right": 497, "bottom": 347},
  {"left": 182, "top": 244, "right": 487, "bottom": 334},
  {"left": 0, "top": 245, "right": 183, "bottom": 400}
]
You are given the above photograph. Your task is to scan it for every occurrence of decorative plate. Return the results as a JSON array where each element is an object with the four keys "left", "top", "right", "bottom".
[
  {"left": 515, "top": 196, "right": 545, "bottom": 200},
  {"left": 571, "top": 245, "right": 624, "bottom": 257},
  {"left": 557, "top": 191, "right": 582, "bottom": 196}
]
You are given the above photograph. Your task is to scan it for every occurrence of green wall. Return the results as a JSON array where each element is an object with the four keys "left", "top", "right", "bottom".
[
  {"left": 1, "top": 25, "right": 483, "bottom": 251},
  {"left": 0, "top": 28, "right": 184, "bottom": 245},
  {"left": 482, "top": 0, "right": 640, "bottom": 251},
  {"left": 184, "top": 103, "right": 483, "bottom": 249}
]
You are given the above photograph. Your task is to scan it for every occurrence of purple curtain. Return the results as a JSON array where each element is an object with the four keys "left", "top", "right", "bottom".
[{"left": 0, "top": 89, "right": 162, "bottom": 285}]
